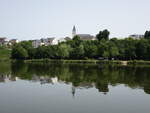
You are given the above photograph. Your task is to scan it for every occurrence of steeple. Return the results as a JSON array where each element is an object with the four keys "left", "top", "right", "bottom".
[{"left": 72, "top": 25, "right": 76, "bottom": 38}]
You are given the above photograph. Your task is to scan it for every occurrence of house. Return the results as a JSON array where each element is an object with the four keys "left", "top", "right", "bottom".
[
  {"left": 58, "top": 37, "right": 67, "bottom": 43},
  {"left": 32, "top": 40, "right": 42, "bottom": 48},
  {"left": 9, "top": 39, "right": 19, "bottom": 45},
  {"left": 129, "top": 34, "right": 144, "bottom": 39},
  {"left": 32, "top": 37, "right": 58, "bottom": 48},
  {"left": 0, "top": 37, "right": 7, "bottom": 45}
]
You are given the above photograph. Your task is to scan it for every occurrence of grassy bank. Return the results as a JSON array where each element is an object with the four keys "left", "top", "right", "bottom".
[
  {"left": 25, "top": 59, "right": 122, "bottom": 64},
  {"left": 0, "top": 47, "right": 11, "bottom": 61},
  {"left": 128, "top": 60, "right": 150, "bottom": 65},
  {"left": 24, "top": 59, "right": 150, "bottom": 66}
]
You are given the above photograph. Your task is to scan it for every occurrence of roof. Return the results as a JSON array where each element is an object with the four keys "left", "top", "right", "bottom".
[
  {"left": 0, "top": 37, "right": 6, "bottom": 40},
  {"left": 64, "top": 37, "right": 71, "bottom": 40},
  {"left": 76, "top": 34, "right": 95, "bottom": 40},
  {"left": 0, "top": 37, "right": 6, "bottom": 42},
  {"left": 10, "top": 39, "right": 18, "bottom": 41},
  {"left": 129, "top": 34, "right": 144, "bottom": 38},
  {"left": 73, "top": 26, "right": 76, "bottom": 32}
]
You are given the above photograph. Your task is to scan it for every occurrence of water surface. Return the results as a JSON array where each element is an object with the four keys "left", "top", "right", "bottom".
[{"left": 0, "top": 62, "right": 150, "bottom": 113}]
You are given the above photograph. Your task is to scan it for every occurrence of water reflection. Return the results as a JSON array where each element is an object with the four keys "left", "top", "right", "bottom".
[{"left": 0, "top": 62, "right": 150, "bottom": 95}]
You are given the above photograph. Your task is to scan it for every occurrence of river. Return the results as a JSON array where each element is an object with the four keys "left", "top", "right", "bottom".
[{"left": 0, "top": 62, "right": 150, "bottom": 113}]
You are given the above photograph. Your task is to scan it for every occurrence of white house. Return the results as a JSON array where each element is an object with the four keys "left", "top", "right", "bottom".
[
  {"left": 129, "top": 34, "right": 144, "bottom": 39},
  {"left": 32, "top": 37, "right": 60, "bottom": 48},
  {"left": 32, "top": 40, "right": 42, "bottom": 48},
  {"left": 9, "top": 39, "right": 19, "bottom": 45},
  {"left": 0, "top": 37, "right": 7, "bottom": 45}
]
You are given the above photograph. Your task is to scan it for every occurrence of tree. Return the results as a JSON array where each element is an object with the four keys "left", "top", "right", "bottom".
[
  {"left": 83, "top": 41, "right": 98, "bottom": 58},
  {"left": 28, "top": 48, "right": 36, "bottom": 59},
  {"left": 11, "top": 45, "right": 28, "bottom": 59},
  {"left": 124, "top": 38, "right": 137, "bottom": 60},
  {"left": 72, "top": 35, "right": 82, "bottom": 47},
  {"left": 135, "top": 39, "right": 149, "bottom": 60},
  {"left": 144, "top": 30, "right": 150, "bottom": 39},
  {"left": 57, "top": 44, "right": 71, "bottom": 59},
  {"left": 96, "top": 29, "right": 110, "bottom": 41},
  {"left": 97, "top": 39, "right": 109, "bottom": 58},
  {"left": 108, "top": 42, "right": 119, "bottom": 59},
  {"left": 70, "top": 44, "right": 84, "bottom": 59},
  {"left": 35, "top": 46, "right": 47, "bottom": 59}
]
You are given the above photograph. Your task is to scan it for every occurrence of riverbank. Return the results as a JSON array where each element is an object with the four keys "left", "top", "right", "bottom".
[
  {"left": 25, "top": 59, "right": 122, "bottom": 64},
  {"left": 2, "top": 57, "right": 150, "bottom": 66},
  {"left": 128, "top": 60, "right": 150, "bottom": 65},
  {"left": 24, "top": 59, "right": 150, "bottom": 65}
]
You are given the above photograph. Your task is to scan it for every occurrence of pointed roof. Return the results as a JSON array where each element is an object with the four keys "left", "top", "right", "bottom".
[{"left": 73, "top": 25, "right": 76, "bottom": 32}]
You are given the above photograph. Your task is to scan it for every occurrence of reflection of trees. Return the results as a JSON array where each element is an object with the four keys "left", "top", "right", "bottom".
[
  {"left": 1, "top": 62, "right": 150, "bottom": 94},
  {"left": 0, "top": 62, "right": 12, "bottom": 82}
]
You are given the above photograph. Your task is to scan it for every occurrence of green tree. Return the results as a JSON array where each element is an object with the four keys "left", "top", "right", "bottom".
[
  {"left": 135, "top": 39, "right": 149, "bottom": 60},
  {"left": 144, "top": 30, "right": 150, "bottom": 39},
  {"left": 123, "top": 38, "right": 137, "bottom": 60},
  {"left": 108, "top": 42, "right": 119, "bottom": 59},
  {"left": 97, "top": 39, "right": 109, "bottom": 58},
  {"left": 96, "top": 29, "right": 110, "bottom": 41},
  {"left": 57, "top": 44, "right": 71, "bottom": 59},
  {"left": 83, "top": 41, "right": 98, "bottom": 58},
  {"left": 11, "top": 45, "right": 28, "bottom": 59},
  {"left": 70, "top": 44, "right": 84, "bottom": 59},
  {"left": 72, "top": 35, "right": 82, "bottom": 47}
]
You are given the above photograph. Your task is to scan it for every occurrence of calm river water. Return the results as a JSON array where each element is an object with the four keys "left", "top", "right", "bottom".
[{"left": 0, "top": 62, "right": 150, "bottom": 113}]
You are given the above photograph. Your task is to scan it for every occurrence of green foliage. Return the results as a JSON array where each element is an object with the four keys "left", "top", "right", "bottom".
[
  {"left": 0, "top": 47, "right": 11, "bottom": 61},
  {"left": 144, "top": 30, "right": 150, "bottom": 39},
  {"left": 83, "top": 41, "right": 98, "bottom": 58},
  {"left": 11, "top": 45, "right": 28, "bottom": 59},
  {"left": 70, "top": 44, "right": 84, "bottom": 59},
  {"left": 57, "top": 44, "right": 71, "bottom": 59},
  {"left": 10, "top": 30, "right": 150, "bottom": 60},
  {"left": 96, "top": 29, "right": 110, "bottom": 41}
]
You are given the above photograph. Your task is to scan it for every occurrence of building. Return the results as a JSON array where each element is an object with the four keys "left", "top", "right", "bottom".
[
  {"left": 129, "top": 34, "right": 144, "bottom": 39},
  {"left": 72, "top": 26, "right": 96, "bottom": 40},
  {"left": 41, "top": 38, "right": 56, "bottom": 46},
  {"left": 0, "top": 37, "right": 7, "bottom": 45},
  {"left": 9, "top": 39, "right": 19, "bottom": 45},
  {"left": 32, "top": 39, "right": 42, "bottom": 48},
  {"left": 72, "top": 26, "right": 76, "bottom": 38},
  {"left": 76, "top": 34, "right": 95, "bottom": 40},
  {"left": 64, "top": 37, "right": 71, "bottom": 41},
  {"left": 32, "top": 37, "right": 59, "bottom": 48}
]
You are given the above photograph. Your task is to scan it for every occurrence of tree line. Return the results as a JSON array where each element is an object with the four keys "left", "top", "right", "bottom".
[{"left": 11, "top": 30, "right": 150, "bottom": 60}]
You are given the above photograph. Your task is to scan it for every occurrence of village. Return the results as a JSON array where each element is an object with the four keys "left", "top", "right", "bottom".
[{"left": 0, "top": 26, "right": 144, "bottom": 48}]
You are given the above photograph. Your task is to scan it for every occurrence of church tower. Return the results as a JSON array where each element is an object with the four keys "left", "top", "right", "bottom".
[{"left": 72, "top": 25, "right": 76, "bottom": 38}]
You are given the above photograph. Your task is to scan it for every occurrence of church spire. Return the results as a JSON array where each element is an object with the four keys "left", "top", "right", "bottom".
[{"left": 72, "top": 25, "right": 76, "bottom": 38}]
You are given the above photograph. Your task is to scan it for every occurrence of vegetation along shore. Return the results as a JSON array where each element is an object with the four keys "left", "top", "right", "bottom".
[{"left": 1, "top": 30, "right": 150, "bottom": 65}]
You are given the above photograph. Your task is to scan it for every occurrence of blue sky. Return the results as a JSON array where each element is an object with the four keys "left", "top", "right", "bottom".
[{"left": 0, "top": 0, "right": 150, "bottom": 40}]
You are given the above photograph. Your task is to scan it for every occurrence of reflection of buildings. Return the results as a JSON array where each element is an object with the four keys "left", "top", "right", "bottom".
[
  {"left": 0, "top": 74, "right": 17, "bottom": 82},
  {"left": 72, "top": 86, "right": 76, "bottom": 98},
  {"left": 71, "top": 82, "right": 109, "bottom": 98},
  {"left": 71, "top": 82, "right": 95, "bottom": 98},
  {"left": 32, "top": 74, "right": 58, "bottom": 85}
]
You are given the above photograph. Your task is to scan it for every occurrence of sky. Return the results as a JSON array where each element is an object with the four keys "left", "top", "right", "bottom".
[{"left": 0, "top": 0, "right": 150, "bottom": 40}]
